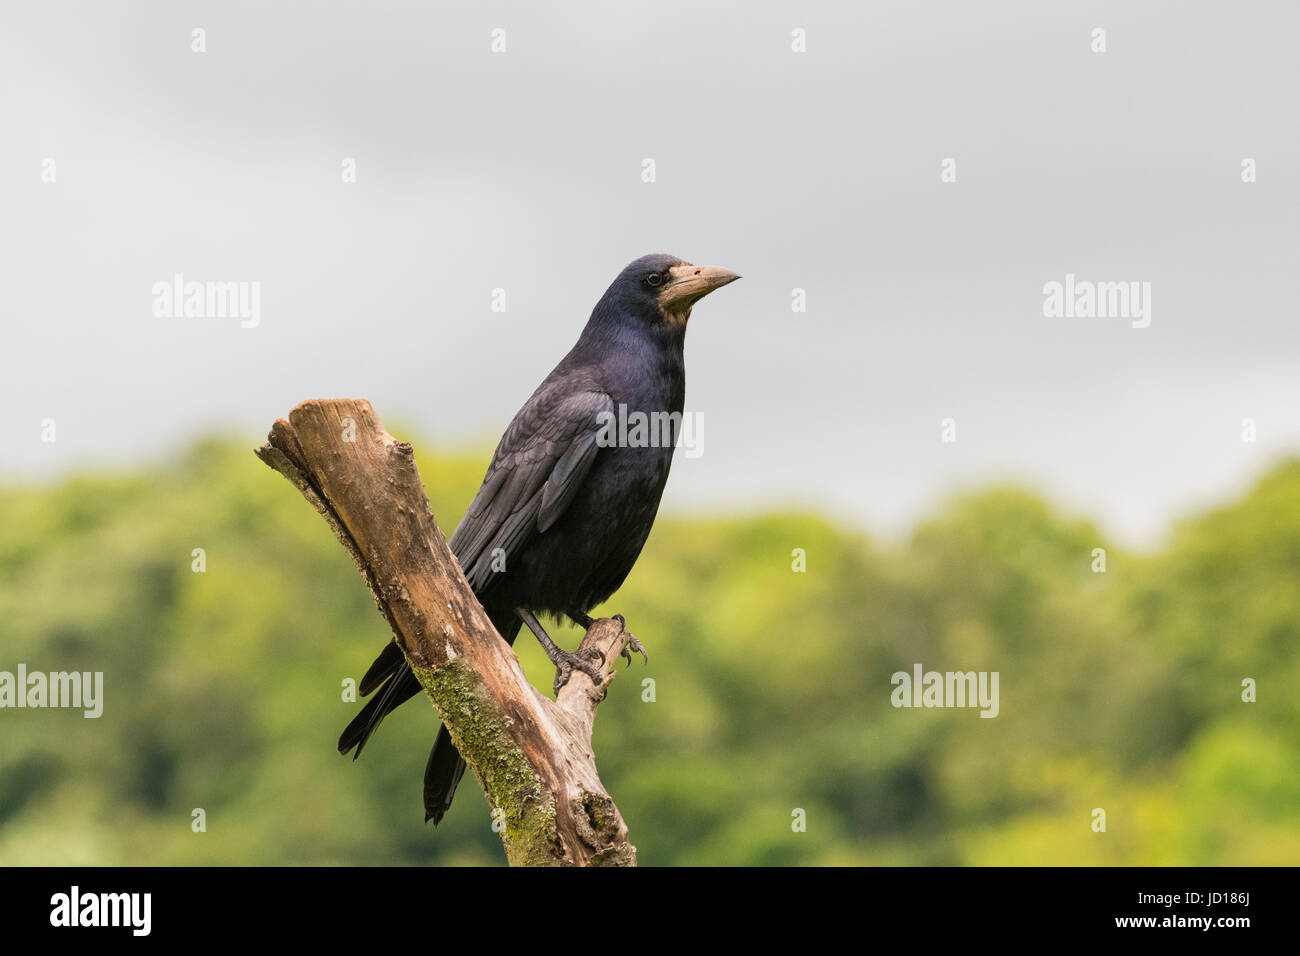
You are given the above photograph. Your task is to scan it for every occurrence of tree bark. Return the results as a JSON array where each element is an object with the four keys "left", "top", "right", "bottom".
[{"left": 255, "top": 398, "right": 636, "bottom": 866}]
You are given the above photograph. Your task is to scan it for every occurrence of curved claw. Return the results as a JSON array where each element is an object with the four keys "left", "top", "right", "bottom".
[
  {"left": 552, "top": 660, "right": 572, "bottom": 694},
  {"left": 612, "top": 616, "right": 647, "bottom": 667},
  {"left": 626, "top": 633, "right": 648, "bottom": 665}
]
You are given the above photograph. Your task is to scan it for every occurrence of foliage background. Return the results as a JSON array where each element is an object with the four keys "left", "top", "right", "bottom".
[{"left": 1, "top": 435, "right": 1297, "bottom": 866}]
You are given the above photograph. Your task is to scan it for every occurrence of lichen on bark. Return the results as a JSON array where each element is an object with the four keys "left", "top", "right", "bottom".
[{"left": 411, "top": 660, "right": 560, "bottom": 867}]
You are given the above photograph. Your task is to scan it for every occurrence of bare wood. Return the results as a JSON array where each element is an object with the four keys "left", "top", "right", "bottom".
[{"left": 255, "top": 398, "right": 636, "bottom": 866}]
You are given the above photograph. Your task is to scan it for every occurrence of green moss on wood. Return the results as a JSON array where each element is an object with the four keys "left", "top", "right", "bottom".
[{"left": 411, "top": 659, "right": 560, "bottom": 866}]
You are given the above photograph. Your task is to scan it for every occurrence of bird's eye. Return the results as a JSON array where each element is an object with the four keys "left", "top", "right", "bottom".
[{"left": 646, "top": 273, "right": 662, "bottom": 287}]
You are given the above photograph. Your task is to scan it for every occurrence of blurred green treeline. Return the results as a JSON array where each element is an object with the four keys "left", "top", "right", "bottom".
[{"left": 1, "top": 437, "right": 1298, "bottom": 865}]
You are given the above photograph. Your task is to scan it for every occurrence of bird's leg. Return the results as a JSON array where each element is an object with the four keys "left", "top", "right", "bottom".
[
  {"left": 567, "top": 610, "right": 648, "bottom": 667},
  {"left": 517, "top": 607, "right": 605, "bottom": 694}
]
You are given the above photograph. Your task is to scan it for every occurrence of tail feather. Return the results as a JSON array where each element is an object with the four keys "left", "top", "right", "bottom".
[
  {"left": 423, "top": 725, "right": 468, "bottom": 825},
  {"left": 359, "top": 641, "right": 404, "bottom": 697},
  {"left": 337, "top": 666, "right": 421, "bottom": 758}
]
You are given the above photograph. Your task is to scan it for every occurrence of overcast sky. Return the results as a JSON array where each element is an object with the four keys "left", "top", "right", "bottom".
[{"left": 2, "top": 1, "right": 1297, "bottom": 546}]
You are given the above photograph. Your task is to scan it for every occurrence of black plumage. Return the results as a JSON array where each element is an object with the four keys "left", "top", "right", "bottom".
[{"left": 338, "top": 253, "right": 739, "bottom": 823}]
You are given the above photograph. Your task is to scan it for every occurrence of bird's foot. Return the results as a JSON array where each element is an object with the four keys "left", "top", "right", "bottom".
[
  {"left": 612, "top": 614, "right": 648, "bottom": 666},
  {"left": 549, "top": 645, "right": 607, "bottom": 694},
  {"left": 521, "top": 606, "right": 609, "bottom": 694}
]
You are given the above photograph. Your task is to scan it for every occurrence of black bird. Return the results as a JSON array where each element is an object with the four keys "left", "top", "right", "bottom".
[{"left": 338, "top": 253, "right": 740, "bottom": 823}]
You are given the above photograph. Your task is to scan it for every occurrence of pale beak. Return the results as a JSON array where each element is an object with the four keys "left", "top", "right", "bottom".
[{"left": 660, "top": 264, "right": 741, "bottom": 309}]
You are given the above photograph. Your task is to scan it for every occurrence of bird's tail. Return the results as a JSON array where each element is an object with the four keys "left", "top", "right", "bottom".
[{"left": 339, "top": 600, "right": 522, "bottom": 825}]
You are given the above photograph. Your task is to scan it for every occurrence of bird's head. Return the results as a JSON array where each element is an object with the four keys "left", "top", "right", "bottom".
[{"left": 602, "top": 253, "right": 741, "bottom": 330}]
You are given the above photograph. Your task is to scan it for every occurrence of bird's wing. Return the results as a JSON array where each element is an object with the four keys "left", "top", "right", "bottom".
[{"left": 449, "top": 387, "right": 614, "bottom": 591}]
